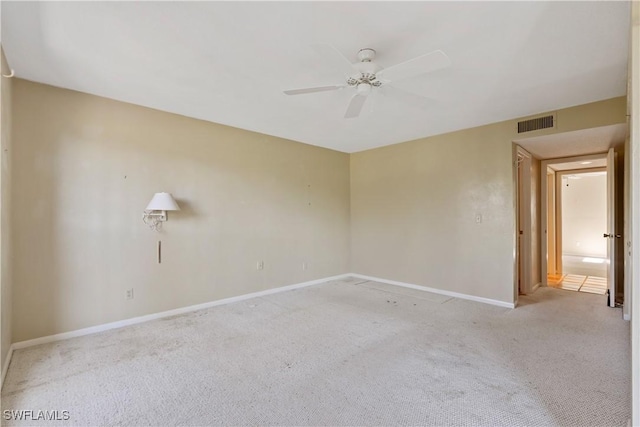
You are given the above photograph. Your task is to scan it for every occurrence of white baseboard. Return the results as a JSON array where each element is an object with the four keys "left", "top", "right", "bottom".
[
  {"left": 350, "top": 273, "right": 516, "bottom": 309},
  {"left": 531, "top": 282, "right": 541, "bottom": 292},
  {"left": 10, "top": 274, "right": 350, "bottom": 352},
  {"left": 1, "top": 344, "right": 14, "bottom": 391}
]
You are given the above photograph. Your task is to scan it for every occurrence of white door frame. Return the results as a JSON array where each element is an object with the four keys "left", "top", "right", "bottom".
[
  {"left": 540, "top": 153, "right": 608, "bottom": 287},
  {"left": 630, "top": 4, "right": 639, "bottom": 424},
  {"left": 624, "top": 131, "right": 631, "bottom": 321},
  {"left": 514, "top": 145, "right": 532, "bottom": 300},
  {"left": 546, "top": 169, "right": 558, "bottom": 276},
  {"left": 606, "top": 148, "right": 617, "bottom": 307}
]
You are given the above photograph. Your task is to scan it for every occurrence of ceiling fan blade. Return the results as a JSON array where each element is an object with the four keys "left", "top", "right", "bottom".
[
  {"left": 283, "top": 85, "right": 344, "bottom": 95},
  {"left": 312, "top": 43, "right": 359, "bottom": 78},
  {"left": 377, "top": 50, "right": 451, "bottom": 83},
  {"left": 344, "top": 94, "right": 368, "bottom": 119},
  {"left": 380, "top": 85, "right": 435, "bottom": 111}
]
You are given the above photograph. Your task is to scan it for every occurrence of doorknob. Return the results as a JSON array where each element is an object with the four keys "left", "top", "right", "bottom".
[
  {"left": 603, "top": 233, "right": 623, "bottom": 238},
  {"left": 604, "top": 233, "right": 611, "bottom": 238}
]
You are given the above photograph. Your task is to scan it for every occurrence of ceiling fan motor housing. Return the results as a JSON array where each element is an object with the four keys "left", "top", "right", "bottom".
[
  {"left": 355, "top": 61, "right": 381, "bottom": 75},
  {"left": 348, "top": 50, "right": 383, "bottom": 88}
]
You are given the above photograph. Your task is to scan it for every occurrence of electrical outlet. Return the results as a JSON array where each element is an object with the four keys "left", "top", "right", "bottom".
[
  {"left": 126, "top": 289, "right": 134, "bottom": 300},
  {"left": 257, "top": 261, "right": 264, "bottom": 270},
  {"left": 475, "top": 213, "right": 482, "bottom": 224}
]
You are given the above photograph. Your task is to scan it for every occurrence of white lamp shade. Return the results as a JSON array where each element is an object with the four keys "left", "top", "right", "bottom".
[{"left": 146, "top": 192, "right": 180, "bottom": 211}]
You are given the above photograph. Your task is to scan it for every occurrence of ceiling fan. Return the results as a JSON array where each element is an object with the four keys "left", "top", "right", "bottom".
[{"left": 284, "top": 44, "right": 451, "bottom": 119}]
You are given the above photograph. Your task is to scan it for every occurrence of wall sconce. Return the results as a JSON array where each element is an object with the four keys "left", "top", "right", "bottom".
[{"left": 142, "top": 192, "right": 180, "bottom": 231}]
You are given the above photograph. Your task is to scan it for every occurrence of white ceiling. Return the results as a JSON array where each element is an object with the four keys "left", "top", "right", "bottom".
[
  {"left": 1, "top": 1, "right": 631, "bottom": 153},
  {"left": 515, "top": 123, "right": 627, "bottom": 159},
  {"left": 550, "top": 158, "right": 607, "bottom": 172}
]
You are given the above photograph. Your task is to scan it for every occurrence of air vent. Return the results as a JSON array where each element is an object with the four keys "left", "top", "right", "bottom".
[{"left": 517, "top": 115, "right": 555, "bottom": 133}]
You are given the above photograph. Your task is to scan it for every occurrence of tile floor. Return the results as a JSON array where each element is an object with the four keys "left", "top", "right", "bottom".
[{"left": 547, "top": 274, "right": 608, "bottom": 295}]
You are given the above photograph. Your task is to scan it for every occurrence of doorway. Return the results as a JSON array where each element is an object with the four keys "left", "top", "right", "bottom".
[
  {"left": 548, "top": 167, "right": 608, "bottom": 294},
  {"left": 513, "top": 123, "right": 627, "bottom": 309},
  {"left": 542, "top": 150, "right": 621, "bottom": 307}
]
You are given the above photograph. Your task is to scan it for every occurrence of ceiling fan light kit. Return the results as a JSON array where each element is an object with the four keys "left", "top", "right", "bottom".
[
  {"left": 284, "top": 45, "right": 451, "bottom": 119},
  {"left": 356, "top": 83, "right": 372, "bottom": 96}
]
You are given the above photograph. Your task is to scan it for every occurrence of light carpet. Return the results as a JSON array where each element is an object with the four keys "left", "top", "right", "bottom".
[{"left": 1, "top": 277, "right": 630, "bottom": 426}]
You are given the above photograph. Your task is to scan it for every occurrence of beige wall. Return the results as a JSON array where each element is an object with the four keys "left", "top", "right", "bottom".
[
  {"left": 7, "top": 78, "right": 627, "bottom": 341},
  {"left": 351, "top": 97, "right": 627, "bottom": 304},
  {"left": 11, "top": 80, "right": 350, "bottom": 342},
  {"left": 1, "top": 48, "right": 13, "bottom": 376}
]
